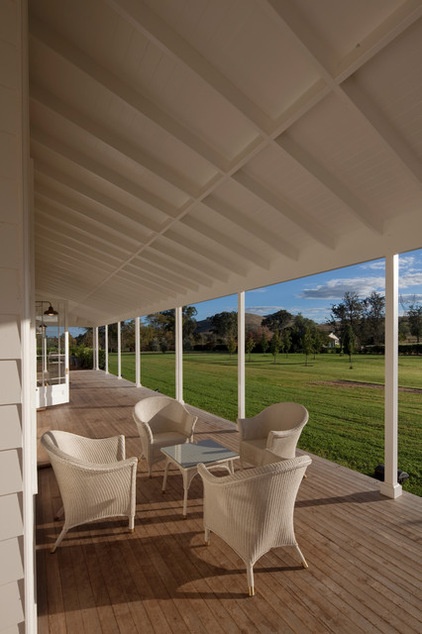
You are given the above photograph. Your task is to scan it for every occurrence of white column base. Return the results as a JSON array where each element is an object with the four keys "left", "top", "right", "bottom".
[{"left": 379, "top": 482, "right": 402, "bottom": 498}]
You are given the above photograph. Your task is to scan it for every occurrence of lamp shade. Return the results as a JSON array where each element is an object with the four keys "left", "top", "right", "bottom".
[{"left": 44, "top": 303, "right": 58, "bottom": 316}]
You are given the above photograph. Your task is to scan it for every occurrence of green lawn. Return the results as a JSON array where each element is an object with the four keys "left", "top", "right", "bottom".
[{"left": 109, "top": 351, "right": 422, "bottom": 496}]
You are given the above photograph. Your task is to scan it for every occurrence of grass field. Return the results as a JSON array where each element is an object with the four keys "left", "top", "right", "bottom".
[{"left": 109, "top": 351, "right": 422, "bottom": 496}]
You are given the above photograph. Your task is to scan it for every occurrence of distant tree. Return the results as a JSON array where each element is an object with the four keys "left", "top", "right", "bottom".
[
  {"left": 210, "top": 311, "right": 237, "bottom": 336},
  {"left": 146, "top": 310, "right": 172, "bottom": 332},
  {"left": 76, "top": 327, "right": 93, "bottom": 348},
  {"left": 140, "top": 322, "right": 157, "bottom": 351},
  {"left": 210, "top": 311, "right": 237, "bottom": 352},
  {"left": 329, "top": 292, "right": 365, "bottom": 350},
  {"left": 269, "top": 330, "right": 281, "bottom": 364},
  {"left": 182, "top": 306, "right": 198, "bottom": 346},
  {"left": 227, "top": 334, "right": 237, "bottom": 357},
  {"left": 159, "top": 337, "right": 169, "bottom": 353},
  {"left": 312, "top": 327, "right": 324, "bottom": 358},
  {"left": 144, "top": 306, "right": 197, "bottom": 351},
  {"left": 398, "top": 318, "right": 409, "bottom": 342},
  {"left": 245, "top": 331, "right": 256, "bottom": 361},
  {"left": 343, "top": 324, "right": 355, "bottom": 368},
  {"left": 406, "top": 299, "right": 422, "bottom": 344},
  {"left": 302, "top": 326, "right": 314, "bottom": 366},
  {"left": 260, "top": 330, "right": 269, "bottom": 354},
  {"left": 281, "top": 328, "right": 291, "bottom": 357},
  {"left": 204, "top": 332, "right": 218, "bottom": 351},
  {"left": 121, "top": 320, "right": 135, "bottom": 351},
  {"left": 262, "top": 309, "right": 292, "bottom": 334},
  {"left": 150, "top": 337, "right": 160, "bottom": 352},
  {"left": 290, "top": 314, "right": 317, "bottom": 352},
  {"left": 362, "top": 291, "right": 385, "bottom": 346}
]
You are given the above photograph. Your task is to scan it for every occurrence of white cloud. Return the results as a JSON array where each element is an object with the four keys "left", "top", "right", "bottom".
[
  {"left": 246, "top": 305, "right": 284, "bottom": 316},
  {"left": 300, "top": 276, "right": 385, "bottom": 300},
  {"left": 362, "top": 260, "right": 385, "bottom": 271},
  {"left": 399, "top": 272, "right": 422, "bottom": 289}
]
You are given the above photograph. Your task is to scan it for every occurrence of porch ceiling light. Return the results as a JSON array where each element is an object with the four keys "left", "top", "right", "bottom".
[{"left": 44, "top": 303, "right": 58, "bottom": 316}]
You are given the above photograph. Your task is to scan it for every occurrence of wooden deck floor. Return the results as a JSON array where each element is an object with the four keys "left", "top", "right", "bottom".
[{"left": 36, "top": 370, "right": 422, "bottom": 633}]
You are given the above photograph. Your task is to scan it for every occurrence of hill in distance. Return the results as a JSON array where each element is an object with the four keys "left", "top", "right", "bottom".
[{"left": 195, "top": 313, "right": 266, "bottom": 335}]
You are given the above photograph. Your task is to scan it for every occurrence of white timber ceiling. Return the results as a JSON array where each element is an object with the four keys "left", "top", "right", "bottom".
[{"left": 29, "top": 0, "right": 422, "bottom": 327}]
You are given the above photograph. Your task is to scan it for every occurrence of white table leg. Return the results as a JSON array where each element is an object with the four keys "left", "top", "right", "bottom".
[
  {"left": 162, "top": 457, "right": 171, "bottom": 493},
  {"left": 182, "top": 467, "right": 198, "bottom": 517}
]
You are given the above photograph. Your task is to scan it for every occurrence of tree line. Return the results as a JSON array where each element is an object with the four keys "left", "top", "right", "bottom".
[{"left": 73, "top": 292, "right": 422, "bottom": 364}]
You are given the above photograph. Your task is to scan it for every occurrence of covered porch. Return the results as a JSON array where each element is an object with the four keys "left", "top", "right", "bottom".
[{"left": 36, "top": 370, "right": 422, "bottom": 633}]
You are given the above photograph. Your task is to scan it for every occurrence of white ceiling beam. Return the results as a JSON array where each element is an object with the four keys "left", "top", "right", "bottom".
[
  {"left": 277, "top": 134, "right": 383, "bottom": 233},
  {"left": 263, "top": 0, "right": 422, "bottom": 189},
  {"left": 204, "top": 195, "right": 299, "bottom": 259},
  {"left": 158, "top": 234, "right": 231, "bottom": 283},
  {"left": 76, "top": 265, "right": 179, "bottom": 310},
  {"left": 342, "top": 78, "right": 422, "bottom": 187},
  {"left": 119, "top": 265, "right": 194, "bottom": 295},
  {"left": 29, "top": 16, "right": 229, "bottom": 172},
  {"left": 233, "top": 170, "right": 336, "bottom": 249},
  {"left": 181, "top": 214, "right": 271, "bottom": 270},
  {"left": 35, "top": 200, "right": 138, "bottom": 254},
  {"left": 35, "top": 212, "right": 130, "bottom": 261},
  {"left": 107, "top": 267, "right": 177, "bottom": 297},
  {"left": 151, "top": 241, "right": 229, "bottom": 284},
  {"left": 35, "top": 186, "right": 149, "bottom": 247},
  {"left": 263, "top": 0, "right": 422, "bottom": 85},
  {"left": 34, "top": 262, "right": 95, "bottom": 289},
  {"left": 106, "top": 0, "right": 273, "bottom": 134},
  {"left": 31, "top": 83, "right": 200, "bottom": 197},
  {"left": 263, "top": 0, "right": 335, "bottom": 77},
  {"left": 35, "top": 233, "right": 121, "bottom": 269},
  {"left": 35, "top": 222, "right": 184, "bottom": 300},
  {"left": 35, "top": 240, "right": 116, "bottom": 275},
  {"left": 31, "top": 127, "right": 181, "bottom": 219},
  {"left": 164, "top": 228, "right": 246, "bottom": 278},
  {"left": 334, "top": 0, "right": 422, "bottom": 81},
  {"left": 141, "top": 251, "right": 214, "bottom": 288},
  {"left": 34, "top": 161, "right": 161, "bottom": 234},
  {"left": 107, "top": 273, "right": 173, "bottom": 299},
  {"left": 124, "top": 260, "right": 199, "bottom": 293}
]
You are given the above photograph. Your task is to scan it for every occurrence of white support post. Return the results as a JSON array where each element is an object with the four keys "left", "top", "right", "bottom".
[
  {"left": 105, "top": 324, "right": 109, "bottom": 374},
  {"left": 94, "top": 326, "right": 99, "bottom": 370},
  {"left": 380, "top": 254, "right": 402, "bottom": 498},
  {"left": 117, "top": 321, "right": 122, "bottom": 379},
  {"left": 175, "top": 306, "right": 183, "bottom": 402},
  {"left": 64, "top": 328, "right": 69, "bottom": 401},
  {"left": 238, "top": 292, "right": 245, "bottom": 420},
  {"left": 135, "top": 316, "right": 142, "bottom": 387}
]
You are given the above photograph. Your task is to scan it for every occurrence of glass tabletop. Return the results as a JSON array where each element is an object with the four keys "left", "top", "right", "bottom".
[{"left": 161, "top": 438, "right": 238, "bottom": 468}]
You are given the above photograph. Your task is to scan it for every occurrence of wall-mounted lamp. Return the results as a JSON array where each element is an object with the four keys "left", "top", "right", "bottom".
[{"left": 44, "top": 303, "right": 59, "bottom": 316}]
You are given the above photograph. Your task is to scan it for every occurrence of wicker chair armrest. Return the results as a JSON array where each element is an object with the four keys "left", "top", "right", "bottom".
[
  {"left": 198, "top": 455, "right": 311, "bottom": 488},
  {"left": 132, "top": 416, "right": 154, "bottom": 443},
  {"left": 266, "top": 429, "right": 303, "bottom": 459},
  {"left": 266, "top": 428, "right": 298, "bottom": 443},
  {"left": 180, "top": 413, "right": 197, "bottom": 438}
]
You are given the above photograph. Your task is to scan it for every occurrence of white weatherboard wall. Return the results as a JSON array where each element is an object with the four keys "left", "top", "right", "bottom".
[{"left": 0, "top": 1, "right": 35, "bottom": 632}]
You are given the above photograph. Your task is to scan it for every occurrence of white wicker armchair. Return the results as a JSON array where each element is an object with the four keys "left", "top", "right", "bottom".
[
  {"left": 198, "top": 453, "right": 311, "bottom": 596},
  {"left": 238, "top": 402, "right": 308, "bottom": 467},
  {"left": 132, "top": 395, "right": 197, "bottom": 476},
  {"left": 40, "top": 430, "right": 138, "bottom": 552}
]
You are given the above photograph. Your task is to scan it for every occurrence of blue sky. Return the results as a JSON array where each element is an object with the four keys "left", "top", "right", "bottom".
[{"left": 192, "top": 248, "right": 422, "bottom": 324}]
